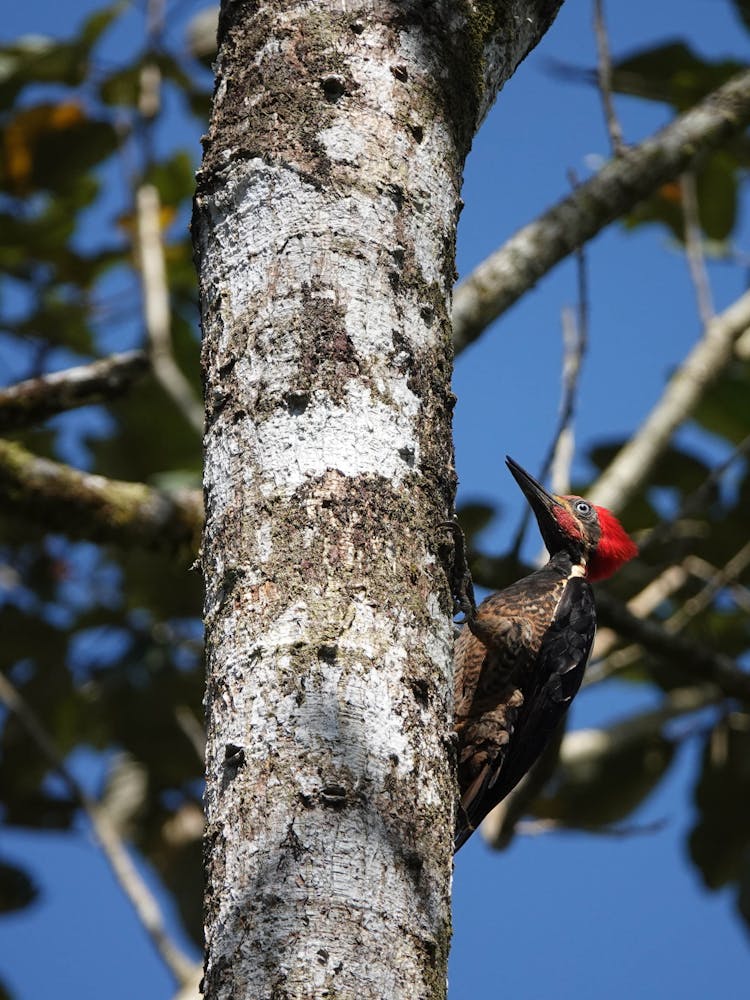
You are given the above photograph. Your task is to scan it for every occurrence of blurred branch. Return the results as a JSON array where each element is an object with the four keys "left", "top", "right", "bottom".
[
  {"left": 596, "top": 545, "right": 750, "bottom": 681},
  {"left": 593, "top": 0, "right": 626, "bottom": 156},
  {"left": 548, "top": 307, "right": 580, "bottom": 494},
  {"left": 135, "top": 184, "right": 204, "bottom": 434},
  {"left": 680, "top": 171, "right": 714, "bottom": 327},
  {"left": 0, "top": 669, "right": 198, "bottom": 987},
  {"left": 595, "top": 590, "right": 750, "bottom": 701},
  {"left": 0, "top": 352, "right": 149, "bottom": 432},
  {"left": 514, "top": 817, "right": 668, "bottom": 838},
  {"left": 0, "top": 438, "right": 202, "bottom": 552},
  {"left": 683, "top": 553, "right": 750, "bottom": 614},
  {"left": 588, "top": 289, "right": 750, "bottom": 513},
  {"left": 588, "top": 564, "right": 689, "bottom": 678},
  {"left": 133, "top": 0, "right": 203, "bottom": 436},
  {"left": 172, "top": 967, "right": 203, "bottom": 1000},
  {"left": 452, "top": 68, "right": 750, "bottom": 352},
  {"left": 667, "top": 541, "right": 750, "bottom": 631},
  {"left": 175, "top": 705, "right": 206, "bottom": 762},
  {"left": 550, "top": 225, "right": 589, "bottom": 495},
  {"left": 638, "top": 434, "right": 750, "bottom": 553}
]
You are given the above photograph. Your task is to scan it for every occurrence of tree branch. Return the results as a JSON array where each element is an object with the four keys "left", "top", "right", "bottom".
[
  {"left": 666, "top": 541, "right": 750, "bottom": 632},
  {"left": 595, "top": 590, "right": 750, "bottom": 701},
  {"left": 588, "top": 564, "right": 689, "bottom": 678},
  {"left": 452, "top": 68, "right": 750, "bottom": 351},
  {"left": 588, "top": 289, "right": 750, "bottom": 512},
  {"left": 593, "top": 0, "right": 626, "bottom": 156},
  {"left": 135, "top": 184, "right": 204, "bottom": 434},
  {"left": 0, "top": 669, "right": 199, "bottom": 986},
  {"left": 510, "top": 230, "right": 588, "bottom": 558},
  {"left": 0, "top": 352, "right": 149, "bottom": 432},
  {"left": 0, "top": 438, "right": 202, "bottom": 551},
  {"left": 550, "top": 226, "right": 589, "bottom": 495},
  {"left": 680, "top": 171, "right": 714, "bottom": 328}
]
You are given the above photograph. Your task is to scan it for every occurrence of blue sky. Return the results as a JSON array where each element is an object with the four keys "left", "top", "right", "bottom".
[{"left": 2, "top": 1, "right": 750, "bottom": 998}]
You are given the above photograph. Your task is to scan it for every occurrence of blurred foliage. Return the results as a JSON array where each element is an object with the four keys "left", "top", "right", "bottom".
[
  {"left": 0, "top": 0, "right": 211, "bottom": 970},
  {"left": 607, "top": 40, "right": 750, "bottom": 245},
  {"left": 1, "top": 0, "right": 750, "bottom": 992}
]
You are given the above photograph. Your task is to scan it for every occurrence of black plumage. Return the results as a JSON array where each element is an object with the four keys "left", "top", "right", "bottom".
[{"left": 452, "top": 457, "right": 637, "bottom": 852}]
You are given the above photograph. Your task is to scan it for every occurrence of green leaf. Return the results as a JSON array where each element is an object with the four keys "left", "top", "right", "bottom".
[
  {"left": 689, "top": 715, "right": 750, "bottom": 890},
  {"left": 79, "top": 1, "right": 125, "bottom": 49},
  {"left": 624, "top": 151, "right": 739, "bottom": 244},
  {"left": 730, "top": 0, "right": 750, "bottom": 32},
  {"left": 0, "top": 37, "right": 86, "bottom": 107},
  {"left": 612, "top": 42, "right": 744, "bottom": 111},
  {"left": 737, "top": 852, "right": 750, "bottom": 934},
  {"left": 11, "top": 294, "right": 95, "bottom": 355},
  {"left": 456, "top": 501, "right": 496, "bottom": 542},
  {"left": 98, "top": 63, "right": 143, "bottom": 107},
  {"left": 31, "top": 119, "right": 119, "bottom": 195},
  {"left": 0, "top": 104, "right": 119, "bottom": 196},
  {"left": 0, "top": 860, "right": 38, "bottom": 913},
  {"left": 186, "top": 87, "right": 213, "bottom": 122},
  {"left": 589, "top": 441, "right": 710, "bottom": 495},
  {"left": 147, "top": 151, "right": 197, "bottom": 208},
  {"left": 696, "top": 152, "right": 737, "bottom": 241},
  {"left": 532, "top": 721, "right": 675, "bottom": 828},
  {"left": 0, "top": 5, "right": 123, "bottom": 108},
  {"left": 692, "top": 361, "right": 750, "bottom": 444}
]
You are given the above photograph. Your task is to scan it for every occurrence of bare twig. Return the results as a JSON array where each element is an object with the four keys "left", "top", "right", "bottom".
[
  {"left": 595, "top": 544, "right": 750, "bottom": 683},
  {"left": 590, "top": 565, "right": 685, "bottom": 664},
  {"left": 593, "top": 0, "right": 626, "bottom": 156},
  {"left": 588, "top": 289, "right": 750, "bottom": 513},
  {"left": 0, "top": 670, "right": 198, "bottom": 986},
  {"left": 551, "top": 226, "right": 589, "bottom": 494},
  {"left": 0, "top": 438, "right": 202, "bottom": 552},
  {"left": 680, "top": 171, "right": 714, "bottom": 327},
  {"left": 133, "top": 0, "right": 203, "bottom": 435},
  {"left": 587, "top": 563, "right": 690, "bottom": 680},
  {"left": 667, "top": 541, "right": 750, "bottom": 632},
  {"left": 452, "top": 69, "right": 750, "bottom": 352},
  {"left": 638, "top": 433, "right": 750, "bottom": 554},
  {"left": 511, "top": 232, "right": 588, "bottom": 558},
  {"left": 683, "top": 555, "right": 750, "bottom": 614},
  {"left": 0, "top": 352, "right": 149, "bottom": 432},
  {"left": 175, "top": 705, "right": 206, "bottom": 762},
  {"left": 595, "top": 589, "right": 750, "bottom": 701}
]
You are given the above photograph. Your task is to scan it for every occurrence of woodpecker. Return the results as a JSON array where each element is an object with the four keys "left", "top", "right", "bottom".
[{"left": 452, "top": 456, "right": 637, "bottom": 852}]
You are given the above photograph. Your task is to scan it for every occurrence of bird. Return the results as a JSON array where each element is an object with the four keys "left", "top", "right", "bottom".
[{"left": 452, "top": 456, "right": 638, "bottom": 852}]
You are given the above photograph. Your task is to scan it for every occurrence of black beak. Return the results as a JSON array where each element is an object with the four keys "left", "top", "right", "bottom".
[{"left": 505, "top": 456, "right": 564, "bottom": 552}]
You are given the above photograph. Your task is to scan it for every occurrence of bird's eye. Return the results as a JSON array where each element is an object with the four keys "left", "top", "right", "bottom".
[{"left": 575, "top": 501, "right": 591, "bottom": 515}]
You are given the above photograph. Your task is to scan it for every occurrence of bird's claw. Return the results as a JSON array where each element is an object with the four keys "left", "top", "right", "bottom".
[{"left": 438, "top": 519, "right": 478, "bottom": 622}]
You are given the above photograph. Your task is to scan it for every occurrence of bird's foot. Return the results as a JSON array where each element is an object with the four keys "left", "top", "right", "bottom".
[{"left": 438, "top": 519, "right": 478, "bottom": 622}]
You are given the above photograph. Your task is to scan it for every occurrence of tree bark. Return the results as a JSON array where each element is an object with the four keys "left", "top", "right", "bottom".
[{"left": 193, "top": 3, "right": 562, "bottom": 998}]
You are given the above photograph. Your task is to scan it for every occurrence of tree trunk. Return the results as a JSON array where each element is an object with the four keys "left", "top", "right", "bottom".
[{"left": 193, "top": 3, "right": 562, "bottom": 998}]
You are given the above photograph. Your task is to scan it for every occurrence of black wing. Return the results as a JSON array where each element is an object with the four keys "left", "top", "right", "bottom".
[{"left": 454, "top": 577, "right": 595, "bottom": 852}]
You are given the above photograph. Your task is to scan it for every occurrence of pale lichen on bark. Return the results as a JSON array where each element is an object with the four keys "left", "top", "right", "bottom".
[{"left": 193, "top": 3, "right": 563, "bottom": 998}]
